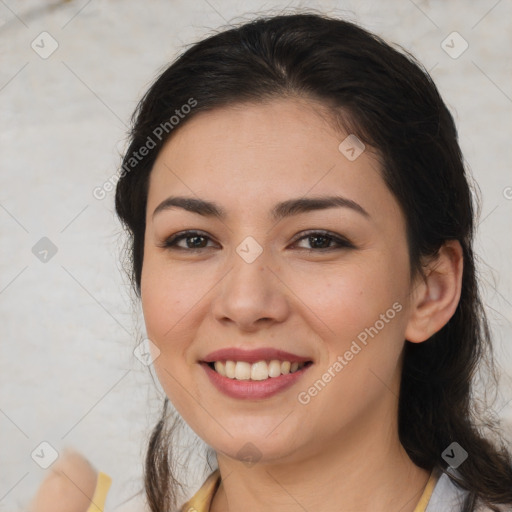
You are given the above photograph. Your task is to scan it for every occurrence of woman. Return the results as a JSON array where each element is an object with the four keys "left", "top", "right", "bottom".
[
  {"left": 32, "top": 11, "right": 512, "bottom": 512},
  {"left": 115, "top": 11, "right": 512, "bottom": 512}
]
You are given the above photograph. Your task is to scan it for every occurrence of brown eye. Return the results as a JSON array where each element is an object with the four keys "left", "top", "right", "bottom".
[
  {"left": 160, "top": 231, "right": 217, "bottom": 251},
  {"left": 158, "top": 229, "right": 355, "bottom": 253},
  {"left": 292, "top": 230, "right": 355, "bottom": 251}
]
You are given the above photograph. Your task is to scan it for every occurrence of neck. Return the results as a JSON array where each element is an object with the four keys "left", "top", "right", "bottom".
[{"left": 210, "top": 396, "right": 431, "bottom": 512}]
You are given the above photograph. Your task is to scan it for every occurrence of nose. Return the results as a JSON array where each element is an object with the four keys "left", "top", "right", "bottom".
[{"left": 210, "top": 249, "right": 290, "bottom": 332}]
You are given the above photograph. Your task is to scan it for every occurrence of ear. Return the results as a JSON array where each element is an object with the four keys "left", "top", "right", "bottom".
[{"left": 405, "top": 240, "right": 463, "bottom": 343}]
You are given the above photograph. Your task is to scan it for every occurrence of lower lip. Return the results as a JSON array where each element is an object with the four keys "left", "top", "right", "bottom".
[{"left": 201, "top": 362, "right": 312, "bottom": 400}]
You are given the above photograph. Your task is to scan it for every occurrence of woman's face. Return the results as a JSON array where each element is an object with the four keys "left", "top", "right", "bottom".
[{"left": 141, "top": 98, "right": 416, "bottom": 464}]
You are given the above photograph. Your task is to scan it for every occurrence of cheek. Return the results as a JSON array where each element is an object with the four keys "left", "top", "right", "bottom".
[
  {"left": 285, "top": 255, "right": 407, "bottom": 345},
  {"left": 290, "top": 261, "right": 407, "bottom": 415},
  {"left": 140, "top": 261, "right": 201, "bottom": 405},
  {"left": 140, "top": 255, "right": 216, "bottom": 356},
  {"left": 140, "top": 257, "right": 186, "bottom": 347}
]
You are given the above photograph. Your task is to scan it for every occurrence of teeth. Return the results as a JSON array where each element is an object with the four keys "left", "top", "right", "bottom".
[
  {"left": 268, "top": 360, "right": 282, "bottom": 378},
  {"left": 225, "top": 360, "right": 236, "bottom": 378},
  {"left": 235, "top": 361, "right": 251, "bottom": 380},
  {"left": 251, "top": 361, "right": 268, "bottom": 381},
  {"left": 214, "top": 360, "right": 227, "bottom": 377},
  {"left": 212, "top": 360, "right": 307, "bottom": 380}
]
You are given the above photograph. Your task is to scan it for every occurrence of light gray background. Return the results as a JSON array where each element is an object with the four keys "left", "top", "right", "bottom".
[{"left": 1, "top": 0, "right": 511, "bottom": 510}]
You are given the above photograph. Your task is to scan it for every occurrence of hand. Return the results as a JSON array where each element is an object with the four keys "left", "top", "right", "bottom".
[{"left": 27, "top": 448, "right": 98, "bottom": 512}]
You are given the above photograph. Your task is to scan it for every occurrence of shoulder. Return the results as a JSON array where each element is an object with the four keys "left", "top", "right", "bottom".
[
  {"left": 425, "top": 468, "right": 469, "bottom": 512},
  {"left": 426, "top": 467, "right": 512, "bottom": 512}
]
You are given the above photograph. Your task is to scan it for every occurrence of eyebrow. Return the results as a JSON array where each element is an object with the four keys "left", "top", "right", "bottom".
[{"left": 152, "top": 195, "right": 370, "bottom": 221}]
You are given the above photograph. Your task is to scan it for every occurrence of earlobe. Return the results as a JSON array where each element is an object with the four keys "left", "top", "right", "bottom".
[{"left": 404, "top": 240, "right": 463, "bottom": 344}]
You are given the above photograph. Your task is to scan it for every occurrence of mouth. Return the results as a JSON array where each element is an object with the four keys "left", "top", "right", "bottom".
[
  {"left": 199, "top": 347, "right": 314, "bottom": 398},
  {"left": 204, "top": 359, "right": 314, "bottom": 381},
  {"left": 200, "top": 358, "right": 314, "bottom": 400}
]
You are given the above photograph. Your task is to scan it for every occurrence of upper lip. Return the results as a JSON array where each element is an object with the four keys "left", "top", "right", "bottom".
[{"left": 201, "top": 348, "right": 313, "bottom": 364}]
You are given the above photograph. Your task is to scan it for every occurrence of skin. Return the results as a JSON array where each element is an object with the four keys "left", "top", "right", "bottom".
[
  {"left": 141, "top": 97, "right": 463, "bottom": 512},
  {"left": 28, "top": 449, "right": 97, "bottom": 512}
]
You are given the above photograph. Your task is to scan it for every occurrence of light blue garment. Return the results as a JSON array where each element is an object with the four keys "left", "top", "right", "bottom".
[
  {"left": 425, "top": 468, "right": 509, "bottom": 512},
  {"left": 425, "top": 469, "right": 470, "bottom": 511}
]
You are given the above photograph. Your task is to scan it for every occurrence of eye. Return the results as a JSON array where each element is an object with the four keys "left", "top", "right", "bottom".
[
  {"left": 158, "top": 229, "right": 355, "bottom": 253},
  {"left": 291, "top": 230, "right": 355, "bottom": 252},
  {"left": 159, "top": 230, "right": 217, "bottom": 252}
]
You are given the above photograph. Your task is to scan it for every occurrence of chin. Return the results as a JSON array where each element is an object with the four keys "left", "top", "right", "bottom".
[{"left": 212, "top": 434, "right": 304, "bottom": 467}]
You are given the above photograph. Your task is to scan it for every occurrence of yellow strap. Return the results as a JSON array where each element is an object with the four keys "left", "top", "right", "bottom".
[
  {"left": 181, "top": 469, "right": 221, "bottom": 512},
  {"left": 85, "top": 471, "right": 112, "bottom": 512},
  {"left": 181, "top": 467, "right": 437, "bottom": 512},
  {"left": 412, "top": 469, "right": 439, "bottom": 512}
]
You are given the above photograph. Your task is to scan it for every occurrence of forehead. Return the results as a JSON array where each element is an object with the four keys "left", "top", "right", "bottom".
[{"left": 147, "top": 98, "right": 400, "bottom": 224}]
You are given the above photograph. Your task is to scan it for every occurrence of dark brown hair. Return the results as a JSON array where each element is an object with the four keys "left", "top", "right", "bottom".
[{"left": 115, "top": 12, "right": 512, "bottom": 512}]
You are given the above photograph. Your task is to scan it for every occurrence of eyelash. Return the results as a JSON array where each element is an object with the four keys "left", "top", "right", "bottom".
[{"left": 159, "top": 229, "right": 355, "bottom": 253}]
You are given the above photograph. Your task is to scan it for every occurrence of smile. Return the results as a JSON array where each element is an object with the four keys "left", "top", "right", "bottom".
[
  {"left": 201, "top": 360, "right": 313, "bottom": 400},
  {"left": 208, "top": 360, "right": 310, "bottom": 380}
]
